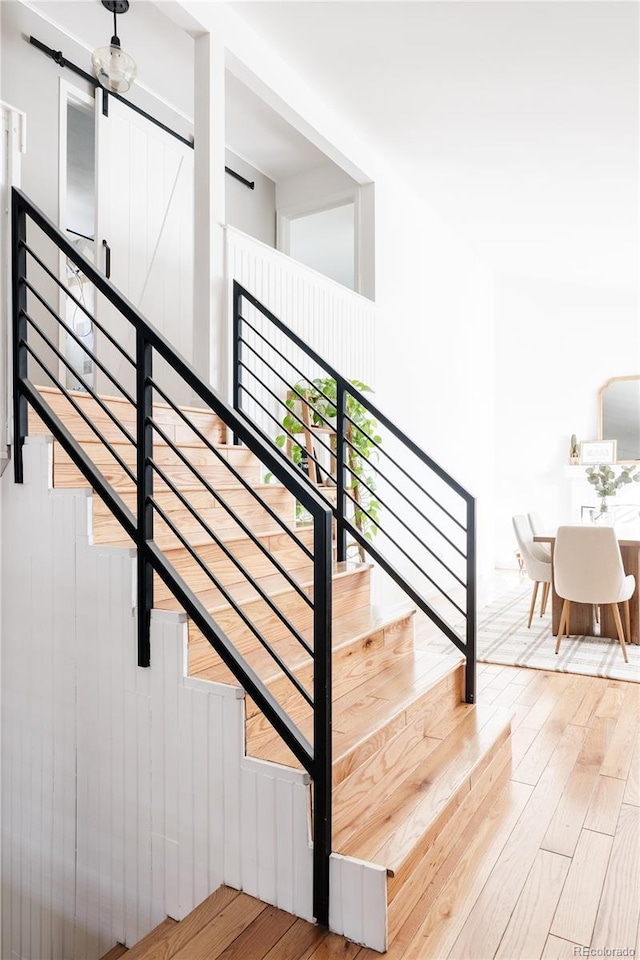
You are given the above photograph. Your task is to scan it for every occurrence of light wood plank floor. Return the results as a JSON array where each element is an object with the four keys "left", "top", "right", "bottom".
[{"left": 122, "top": 663, "right": 639, "bottom": 960}]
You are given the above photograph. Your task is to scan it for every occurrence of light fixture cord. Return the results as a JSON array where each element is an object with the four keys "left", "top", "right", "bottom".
[{"left": 111, "top": 6, "right": 119, "bottom": 45}]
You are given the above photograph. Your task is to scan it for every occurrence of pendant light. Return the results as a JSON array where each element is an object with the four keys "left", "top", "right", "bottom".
[{"left": 91, "top": 0, "right": 137, "bottom": 94}]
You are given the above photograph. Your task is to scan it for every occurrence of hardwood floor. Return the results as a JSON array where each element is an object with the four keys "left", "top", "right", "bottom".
[{"left": 119, "top": 664, "right": 639, "bottom": 960}]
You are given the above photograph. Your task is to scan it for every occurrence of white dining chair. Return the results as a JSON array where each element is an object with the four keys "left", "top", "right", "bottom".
[
  {"left": 553, "top": 525, "right": 634, "bottom": 662},
  {"left": 527, "top": 511, "right": 551, "bottom": 560},
  {"left": 512, "top": 515, "right": 552, "bottom": 627}
]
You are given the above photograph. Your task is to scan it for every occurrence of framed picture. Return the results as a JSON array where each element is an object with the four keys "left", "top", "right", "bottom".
[
  {"left": 580, "top": 505, "right": 596, "bottom": 524},
  {"left": 579, "top": 439, "right": 617, "bottom": 465}
]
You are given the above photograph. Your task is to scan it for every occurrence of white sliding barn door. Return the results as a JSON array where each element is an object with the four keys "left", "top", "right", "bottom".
[{"left": 95, "top": 91, "right": 193, "bottom": 401}]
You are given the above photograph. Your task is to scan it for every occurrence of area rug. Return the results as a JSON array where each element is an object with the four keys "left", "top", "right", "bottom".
[{"left": 433, "top": 582, "right": 640, "bottom": 683}]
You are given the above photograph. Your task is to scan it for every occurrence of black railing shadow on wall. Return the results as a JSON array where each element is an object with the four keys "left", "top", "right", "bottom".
[
  {"left": 233, "top": 281, "right": 476, "bottom": 705},
  {"left": 11, "top": 188, "right": 334, "bottom": 926}
]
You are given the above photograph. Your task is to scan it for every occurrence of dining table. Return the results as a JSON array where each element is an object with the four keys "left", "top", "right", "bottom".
[{"left": 534, "top": 532, "right": 640, "bottom": 644}]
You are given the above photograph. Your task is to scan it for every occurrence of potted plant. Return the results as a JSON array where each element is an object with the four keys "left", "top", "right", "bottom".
[
  {"left": 271, "top": 376, "right": 382, "bottom": 559},
  {"left": 569, "top": 434, "right": 580, "bottom": 465}
]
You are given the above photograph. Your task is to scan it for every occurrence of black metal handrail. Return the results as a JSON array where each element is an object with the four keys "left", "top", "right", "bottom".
[
  {"left": 11, "top": 188, "right": 333, "bottom": 926},
  {"left": 233, "top": 280, "right": 476, "bottom": 704}
]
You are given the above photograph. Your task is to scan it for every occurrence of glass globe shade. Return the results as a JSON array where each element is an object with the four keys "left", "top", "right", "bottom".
[{"left": 91, "top": 43, "right": 137, "bottom": 94}]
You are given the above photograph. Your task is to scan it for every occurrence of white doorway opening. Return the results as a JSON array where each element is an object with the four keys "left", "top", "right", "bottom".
[{"left": 282, "top": 200, "right": 356, "bottom": 291}]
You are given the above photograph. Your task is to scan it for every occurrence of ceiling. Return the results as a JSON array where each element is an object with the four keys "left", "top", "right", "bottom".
[
  {"left": 232, "top": 1, "right": 639, "bottom": 289},
  {"left": 225, "top": 72, "right": 331, "bottom": 181}
]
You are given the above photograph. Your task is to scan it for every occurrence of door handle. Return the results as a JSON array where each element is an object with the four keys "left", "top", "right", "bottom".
[{"left": 102, "top": 239, "right": 111, "bottom": 279}]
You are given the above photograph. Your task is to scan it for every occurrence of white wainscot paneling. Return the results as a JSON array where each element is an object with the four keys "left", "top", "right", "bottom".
[{"left": 225, "top": 227, "right": 376, "bottom": 436}]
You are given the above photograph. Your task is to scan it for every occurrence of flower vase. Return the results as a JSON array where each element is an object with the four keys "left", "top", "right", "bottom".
[{"left": 592, "top": 500, "right": 611, "bottom": 524}]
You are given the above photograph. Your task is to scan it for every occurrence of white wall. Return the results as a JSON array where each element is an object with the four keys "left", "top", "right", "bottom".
[
  {"left": 373, "top": 177, "right": 495, "bottom": 595},
  {"left": 493, "top": 273, "right": 639, "bottom": 568},
  {"left": 225, "top": 148, "right": 276, "bottom": 247},
  {"left": 288, "top": 202, "right": 355, "bottom": 291}
]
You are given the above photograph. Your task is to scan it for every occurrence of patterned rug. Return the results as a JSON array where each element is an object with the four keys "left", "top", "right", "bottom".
[{"left": 432, "top": 582, "right": 640, "bottom": 683}]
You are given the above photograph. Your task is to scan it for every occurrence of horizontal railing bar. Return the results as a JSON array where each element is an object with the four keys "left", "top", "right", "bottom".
[
  {"left": 15, "top": 191, "right": 330, "bottom": 521},
  {"left": 236, "top": 283, "right": 473, "bottom": 504},
  {"left": 21, "top": 240, "right": 135, "bottom": 367},
  {"left": 148, "top": 428, "right": 314, "bottom": 597},
  {"left": 341, "top": 486, "right": 466, "bottom": 616},
  {"left": 237, "top": 356, "right": 336, "bottom": 459},
  {"left": 146, "top": 540, "right": 315, "bottom": 773},
  {"left": 20, "top": 310, "right": 136, "bottom": 447},
  {"left": 148, "top": 453, "right": 315, "bottom": 652},
  {"left": 344, "top": 519, "right": 468, "bottom": 653},
  {"left": 343, "top": 460, "right": 467, "bottom": 573},
  {"left": 149, "top": 497, "right": 314, "bottom": 701},
  {"left": 234, "top": 385, "right": 337, "bottom": 512},
  {"left": 22, "top": 279, "right": 136, "bottom": 406},
  {"left": 20, "top": 378, "right": 137, "bottom": 540},
  {"left": 149, "top": 379, "right": 313, "bottom": 559},
  {"left": 342, "top": 444, "right": 465, "bottom": 554},
  {"left": 22, "top": 341, "right": 137, "bottom": 485},
  {"left": 237, "top": 331, "right": 337, "bottom": 435},
  {"left": 237, "top": 318, "right": 336, "bottom": 415},
  {"left": 240, "top": 383, "right": 333, "bottom": 473},
  {"left": 240, "top": 368, "right": 465, "bottom": 567},
  {"left": 341, "top": 415, "right": 466, "bottom": 533},
  {"left": 150, "top": 454, "right": 314, "bottom": 622}
]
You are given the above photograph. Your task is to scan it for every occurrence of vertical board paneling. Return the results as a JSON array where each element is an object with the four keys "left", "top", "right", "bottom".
[
  {"left": 329, "top": 854, "right": 387, "bottom": 953},
  {"left": 275, "top": 778, "right": 295, "bottom": 913},
  {"left": 240, "top": 766, "right": 258, "bottom": 895},
  {"left": 177, "top": 684, "right": 195, "bottom": 918},
  {"left": 222, "top": 695, "right": 243, "bottom": 890},
  {"left": 291, "top": 779, "right": 314, "bottom": 922},
  {"left": 225, "top": 227, "right": 376, "bottom": 408},
  {"left": 190, "top": 690, "right": 210, "bottom": 909},
  {"left": 256, "top": 774, "right": 277, "bottom": 905}
]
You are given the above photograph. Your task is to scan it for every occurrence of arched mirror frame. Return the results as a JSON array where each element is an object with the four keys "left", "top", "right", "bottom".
[{"left": 598, "top": 374, "right": 640, "bottom": 464}]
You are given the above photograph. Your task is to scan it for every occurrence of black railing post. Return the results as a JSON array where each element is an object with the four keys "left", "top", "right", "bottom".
[
  {"left": 137, "top": 330, "right": 154, "bottom": 667},
  {"left": 232, "top": 281, "right": 242, "bottom": 415},
  {"left": 465, "top": 497, "right": 476, "bottom": 704},
  {"left": 232, "top": 281, "right": 243, "bottom": 446},
  {"left": 335, "top": 381, "right": 347, "bottom": 562},
  {"left": 312, "top": 506, "right": 333, "bottom": 928},
  {"left": 11, "top": 193, "right": 28, "bottom": 483}
]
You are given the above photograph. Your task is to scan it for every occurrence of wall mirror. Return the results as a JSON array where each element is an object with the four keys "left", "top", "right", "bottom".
[{"left": 598, "top": 375, "right": 640, "bottom": 462}]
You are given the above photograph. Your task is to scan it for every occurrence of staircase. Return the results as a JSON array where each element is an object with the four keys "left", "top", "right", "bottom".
[
  {"left": 9, "top": 187, "right": 512, "bottom": 955},
  {"left": 28, "top": 385, "right": 512, "bottom": 952}
]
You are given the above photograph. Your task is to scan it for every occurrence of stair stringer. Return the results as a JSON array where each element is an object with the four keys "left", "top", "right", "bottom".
[{"left": 1, "top": 437, "right": 387, "bottom": 960}]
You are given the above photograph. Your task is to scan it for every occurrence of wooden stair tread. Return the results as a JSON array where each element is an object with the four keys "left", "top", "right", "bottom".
[
  {"left": 155, "top": 560, "right": 369, "bottom": 614},
  {"left": 124, "top": 886, "right": 248, "bottom": 959},
  {"left": 99, "top": 945, "right": 129, "bottom": 959},
  {"left": 32, "top": 386, "right": 225, "bottom": 444},
  {"left": 122, "top": 918, "right": 178, "bottom": 960},
  {"left": 55, "top": 436, "right": 260, "bottom": 460},
  {"left": 92, "top": 483, "right": 296, "bottom": 544},
  {"left": 190, "top": 602, "right": 416, "bottom": 689},
  {"left": 97, "top": 516, "right": 315, "bottom": 551},
  {"left": 338, "top": 704, "right": 512, "bottom": 873},
  {"left": 247, "top": 652, "right": 463, "bottom": 777}
]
